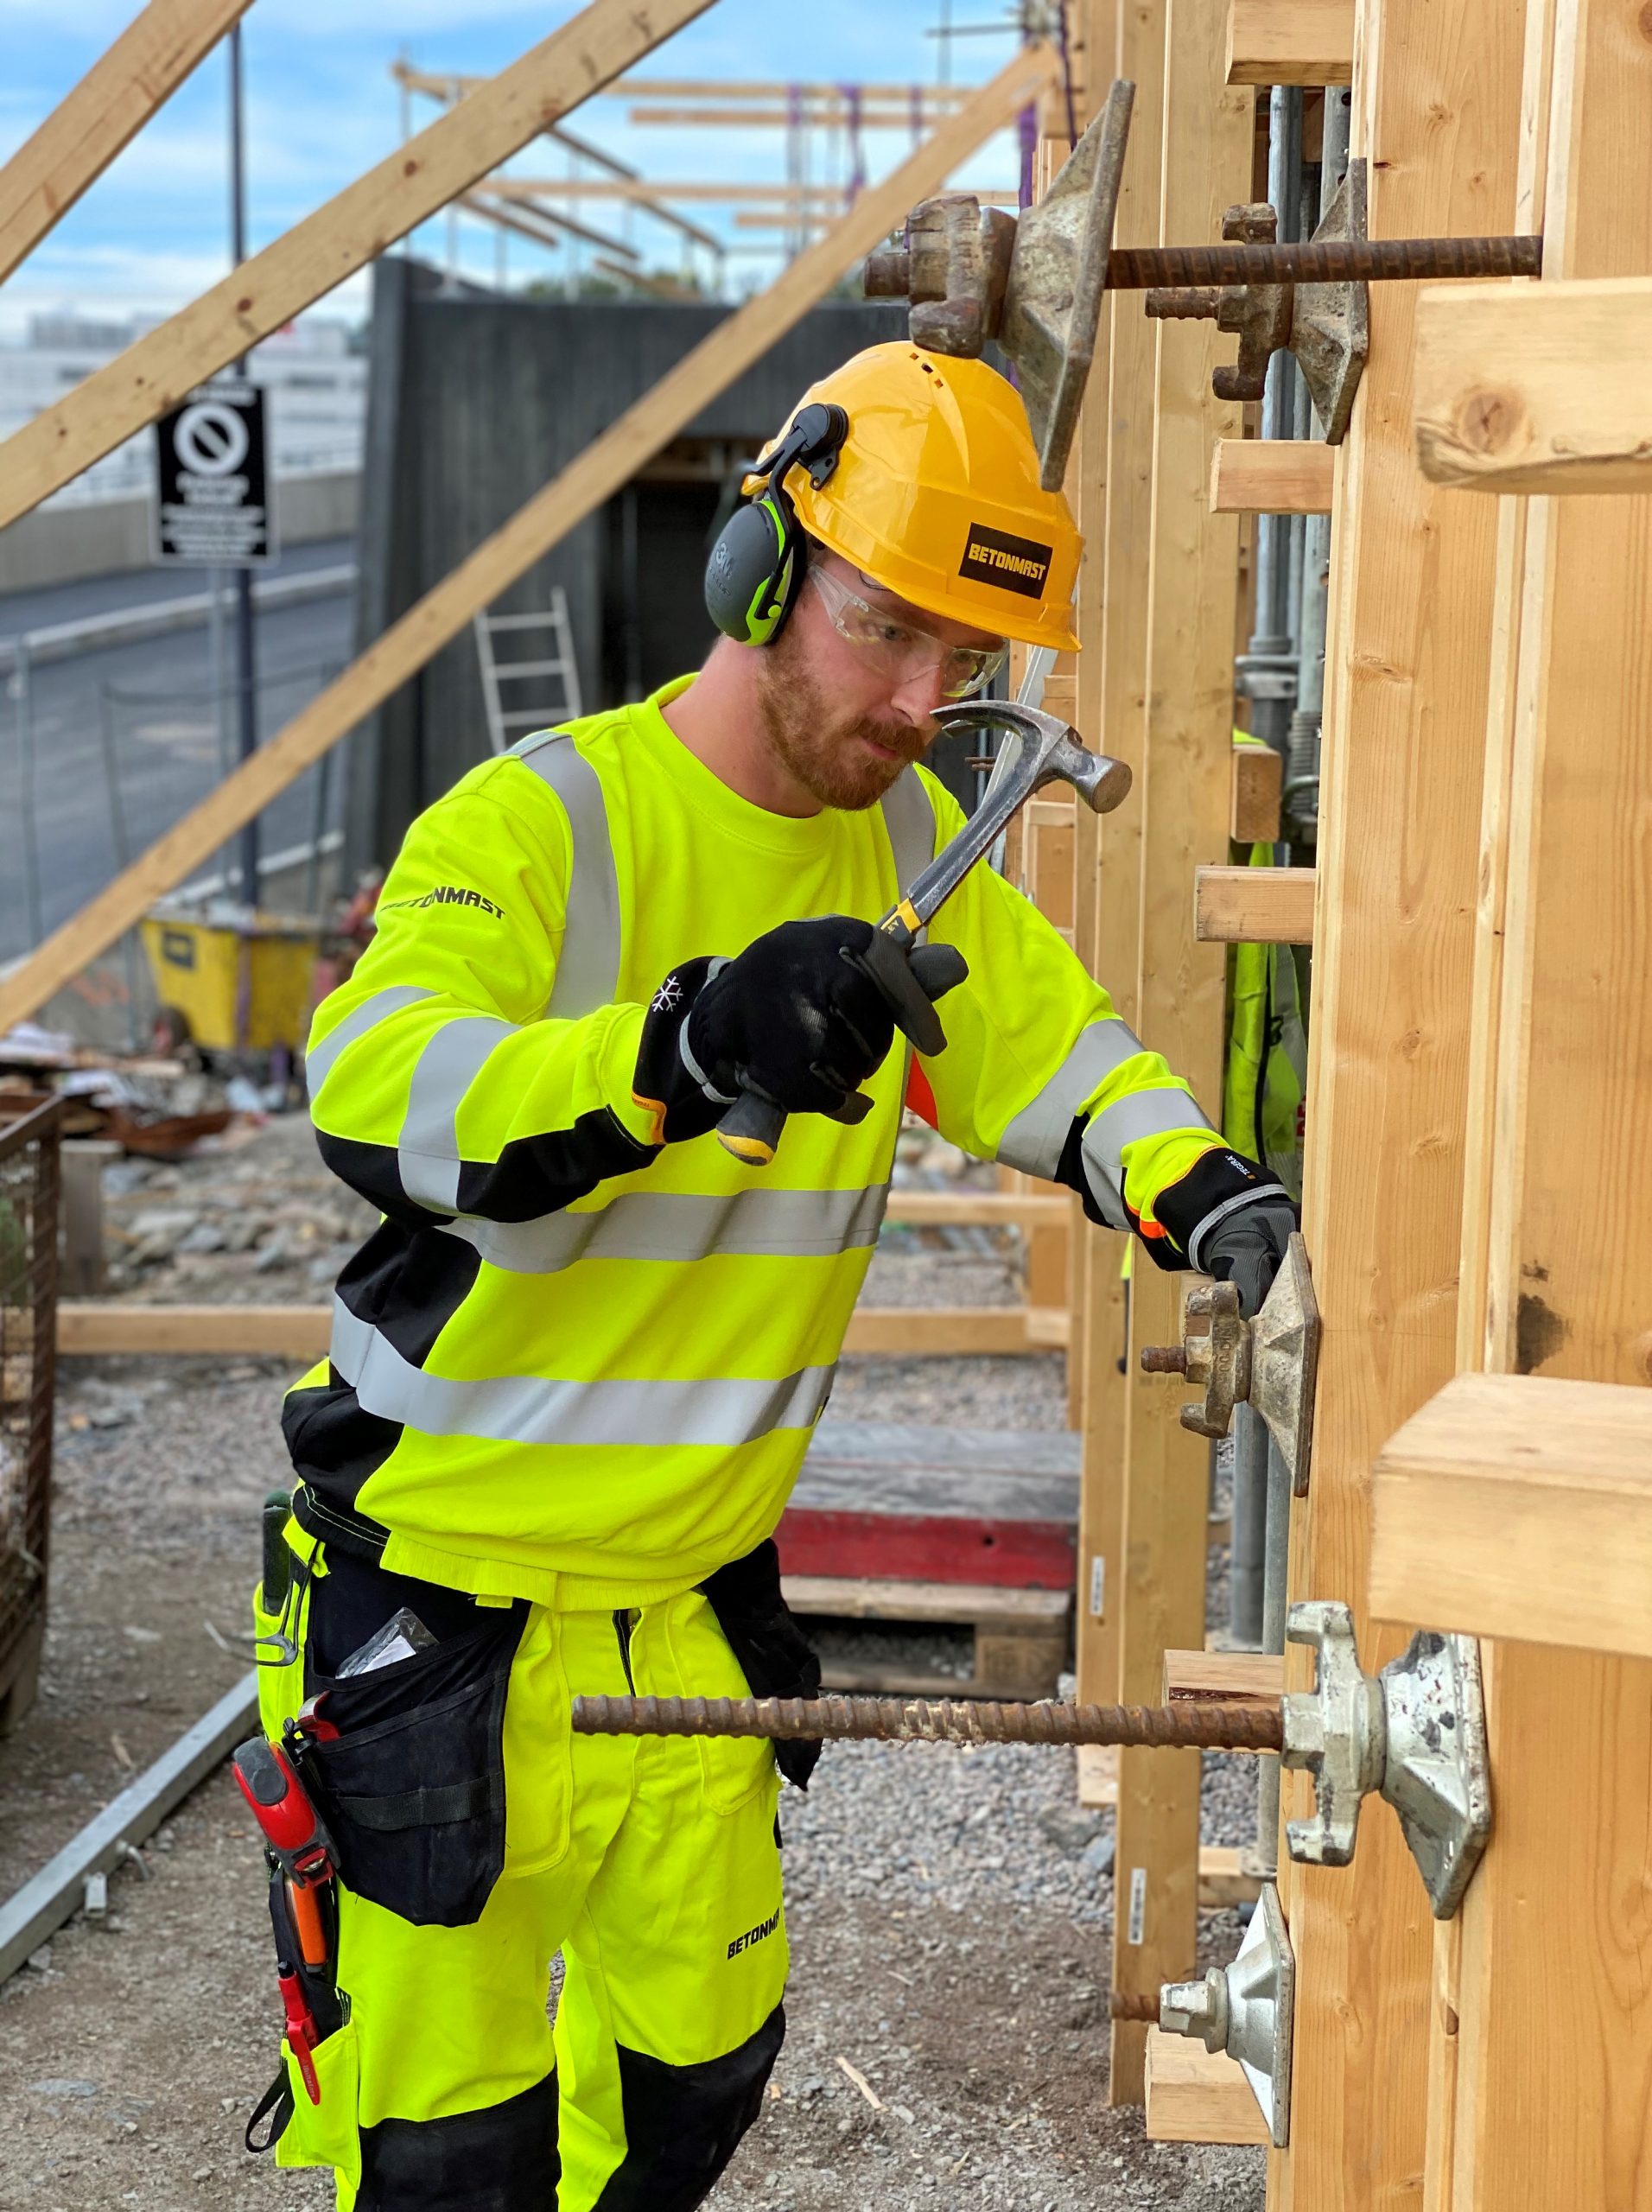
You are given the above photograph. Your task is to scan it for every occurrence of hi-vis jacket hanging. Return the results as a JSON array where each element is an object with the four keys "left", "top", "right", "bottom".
[{"left": 285, "top": 680, "right": 1279, "bottom": 1607}]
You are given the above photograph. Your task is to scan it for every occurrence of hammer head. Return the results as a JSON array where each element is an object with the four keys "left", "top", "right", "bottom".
[{"left": 934, "top": 698, "right": 1133, "bottom": 817}]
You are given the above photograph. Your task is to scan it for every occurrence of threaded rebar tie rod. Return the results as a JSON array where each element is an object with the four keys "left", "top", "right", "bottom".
[
  {"left": 571, "top": 1692, "right": 1282, "bottom": 1754},
  {"left": 1111, "top": 233, "right": 1541, "bottom": 290}
]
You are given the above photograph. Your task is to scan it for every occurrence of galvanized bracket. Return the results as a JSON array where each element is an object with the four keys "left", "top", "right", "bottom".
[
  {"left": 1144, "top": 159, "right": 1369, "bottom": 443},
  {"left": 1281, "top": 1599, "right": 1492, "bottom": 1919},
  {"left": 863, "top": 80, "right": 1134, "bottom": 490},
  {"left": 1142, "top": 1231, "right": 1320, "bottom": 1496},
  {"left": 1160, "top": 1883, "right": 1294, "bottom": 2146}
]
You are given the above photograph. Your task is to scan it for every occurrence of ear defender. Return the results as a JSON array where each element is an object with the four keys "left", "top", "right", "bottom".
[{"left": 704, "top": 401, "right": 848, "bottom": 647}]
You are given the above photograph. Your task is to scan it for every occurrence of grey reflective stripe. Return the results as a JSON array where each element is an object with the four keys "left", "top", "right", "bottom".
[
  {"left": 398, "top": 1015, "right": 516, "bottom": 1214},
  {"left": 330, "top": 1299, "right": 836, "bottom": 1449},
  {"left": 996, "top": 1019, "right": 1147, "bottom": 1179},
  {"left": 306, "top": 985, "right": 434, "bottom": 1094},
  {"left": 1186, "top": 1182, "right": 1292, "bottom": 1273},
  {"left": 512, "top": 731, "right": 620, "bottom": 1020},
  {"left": 1079, "top": 1085, "right": 1217, "bottom": 1230},
  {"left": 880, "top": 767, "right": 937, "bottom": 893},
  {"left": 439, "top": 1182, "right": 889, "bottom": 1274}
]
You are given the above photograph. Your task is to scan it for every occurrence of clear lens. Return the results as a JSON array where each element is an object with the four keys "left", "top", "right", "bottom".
[{"left": 810, "top": 570, "right": 1006, "bottom": 700}]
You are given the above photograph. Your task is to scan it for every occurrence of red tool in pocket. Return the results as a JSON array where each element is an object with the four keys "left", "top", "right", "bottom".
[{"left": 232, "top": 1733, "right": 337, "bottom": 1968}]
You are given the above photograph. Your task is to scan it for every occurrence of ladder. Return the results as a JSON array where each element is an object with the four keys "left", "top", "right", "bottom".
[{"left": 473, "top": 588, "right": 583, "bottom": 753}]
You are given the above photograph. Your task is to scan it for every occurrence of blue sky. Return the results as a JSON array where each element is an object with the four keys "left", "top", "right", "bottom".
[{"left": 0, "top": 0, "right": 1028, "bottom": 337}]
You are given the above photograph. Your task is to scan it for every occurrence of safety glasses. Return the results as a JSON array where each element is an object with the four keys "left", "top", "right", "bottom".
[{"left": 808, "top": 566, "right": 1007, "bottom": 702}]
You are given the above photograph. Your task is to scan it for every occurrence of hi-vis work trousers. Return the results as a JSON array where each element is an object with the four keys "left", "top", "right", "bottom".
[{"left": 253, "top": 1555, "right": 787, "bottom": 2211}]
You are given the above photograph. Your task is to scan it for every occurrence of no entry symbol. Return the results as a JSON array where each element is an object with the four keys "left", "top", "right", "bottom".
[{"left": 174, "top": 399, "right": 251, "bottom": 476}]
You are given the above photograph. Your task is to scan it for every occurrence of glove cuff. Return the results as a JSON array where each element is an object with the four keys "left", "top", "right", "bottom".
[
  {"left": 632, "top": 957, "right": 733, "bottom": 1145},
  {"left": 1148, "top": 1145, "right": 1294, "bottom": 1272}
]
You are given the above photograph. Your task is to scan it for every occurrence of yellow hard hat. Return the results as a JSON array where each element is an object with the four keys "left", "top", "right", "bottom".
[{"left": 748, "top": 343, "right": 1082, "bottom": 653}]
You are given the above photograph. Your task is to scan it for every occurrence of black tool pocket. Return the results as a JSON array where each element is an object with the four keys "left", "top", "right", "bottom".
[{"left": 307, "top": 1605, "right": 527, "bottom": 1929}]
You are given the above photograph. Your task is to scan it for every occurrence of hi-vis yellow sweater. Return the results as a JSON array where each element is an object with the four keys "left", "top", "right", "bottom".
[{"left": 284, "top": 679, "right": 1229, "bottom": 1608}]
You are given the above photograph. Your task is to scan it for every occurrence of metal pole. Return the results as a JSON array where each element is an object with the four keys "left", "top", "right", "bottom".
[
  {"left": 1244, "top": 1433, "right": 1293, "bottom": 1878},
  {"left": 1227, "top": 1403, "right": 1268, "bottom": 1649},
  {"left": 15, "top": 636, "right": 42, "bottom": 950},
  {"left": 1285, "top": 86, "right": 1354, "bottom": 844},
  {"left": 1236, "top": 86, "right": 1304, "bottom": 758},
  {"left": 96, "top": 686, "right": 143, "bottom": 1050},
  {"left": 229, "top": 25, "right": 259, "bottom": 912}
]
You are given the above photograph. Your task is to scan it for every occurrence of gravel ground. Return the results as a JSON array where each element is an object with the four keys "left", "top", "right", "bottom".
[{"left": 0, "top": 1117, "right": 1265, "bottom": 2209}]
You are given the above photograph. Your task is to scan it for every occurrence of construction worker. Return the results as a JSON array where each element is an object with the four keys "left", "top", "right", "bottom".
[{"left": 251, "top": 342, "right": 1297, "bottom": 2209}]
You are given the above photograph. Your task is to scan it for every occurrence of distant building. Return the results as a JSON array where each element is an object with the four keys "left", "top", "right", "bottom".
[{"left": 0, "top": 311, "right": 367, "bottom": 505}]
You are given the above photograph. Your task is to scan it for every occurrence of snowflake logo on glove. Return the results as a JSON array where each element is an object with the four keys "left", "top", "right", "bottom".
[{"left": 651, "top": 975, "right": 683, "bottom": 1015}]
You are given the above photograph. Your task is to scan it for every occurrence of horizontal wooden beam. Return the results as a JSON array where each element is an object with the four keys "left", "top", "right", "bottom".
[
  {"left": 1198, "top": 1845, "right": 1264, "bottom": 1910},
  {"left": 1231, "top": 739, "right": 1282, "bottom": 844},
  {"left": 1210, "top": 437, "right": 1334, "bottom": 515},
  {"left": 0, "top": 0, "right": 251, "bottom": 287},
  {"left": 1414, "top": 275, "right": 1652, "bottom": 495},
  {"left": 1372, "top": 1371, "right": 1652, "bottom": 1658},
  {"left": 1194, "top": 865, "right": 1316, "bottom": 944},
  {"left": 1225, "top": 0, "right": 1354, "bottom": 85},
  {"left": 1162, "top": 1647, "right": 1284, "bottom": 1709},
  {"left": 628, "top": 106, "right": 956, "bottom": 129},
  {"left": 0, "top": 0, "right": 718, "bottom": 530},
  {"left": 55, "top": 1300, "right": 1064, "bottom": 1361},
  {"left": 884, "top": 1191, "right": 1070, "bottom": 1228},
  {"left": 1145, "top": 2030, "right": 1270, "bottom": 2144},
  {"left": 0, "top": 48, "right": 1058, "bottom": 1037},
  {"left": 394, "top": 64, "right": 971, "bottom": 107},
  {"left": 486, "top": 175, "right": 1019, "bottom": 206},
  {"left": 1228, "top": 0, "right": 1355, "bottom": 86}
]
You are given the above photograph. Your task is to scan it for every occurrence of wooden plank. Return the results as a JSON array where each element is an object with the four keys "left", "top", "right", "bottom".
[
  {"left": 1146, "top": 2030, "right": 1270, "bottom": 2145},
  {"left": 1414, "top": 276, "right": 1652, "bottom": 496},
  {"left": 1439, "top": 2, "right": 1652, "bottom": 2196},
  {"left": 1077, "top": 1742, "right": 1119, "bottom": 1807},
  {"left": 1198, "top": 1844, "right": 1264, "bottom": 1910},
  {"left": 783, "top": 1576, "right": 1071, "bottom": 1626},
  {"left": 1225, "top": 0, "right": 1354, "bottom": 86},
  {"left": 1210, "top": 438, "right": 1335, "bottom": 516},
  {"left": 54, "top": 1301, "right": 1055, "bottom": 1360},
  {"left": 0, "top": 0, "right": 252, "bottom": 287},
  {"left": 0, "top": 0, "right": 721, "bottom": 531},
  {"left": 883, "top": 1190, "right": 1070, "bottom": 1228},
  {"left": 0, "top": 48, "right": 1058, "bottom": 1039},
  {"left": 1194, "top": 866, "right": 1315, "bottom": 944},
  {"left": 57, "top": 1303, "right": 331, "bottom": 1358},
  {"left": 1231, "top": 740, "right": 1283, "bottom": 844},
  {"left": 1370, "top": 1373, "right": 1652, "bottom": 1660},
  {"left": 1110, "top": 0, "right": 1250, "bottom": 2107},
  {"left": 1162, "top": 1647, "right": 1285, "bottom": 1707},
  {"left": 1270, "top": 0, "right": 1526, "bottom": 2195},
  {"left": 1073, "top": 0, "right": 1158, "bottom": 1751}
]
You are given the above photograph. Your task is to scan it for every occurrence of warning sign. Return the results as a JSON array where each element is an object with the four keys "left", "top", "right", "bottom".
[{"left": 153, "top": 381, "right": 275, "bottom": 565}]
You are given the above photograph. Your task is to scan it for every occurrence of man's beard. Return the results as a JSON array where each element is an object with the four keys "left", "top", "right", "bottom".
[{"left": 754, "top": 626, "right": 931, "bottom": 810}]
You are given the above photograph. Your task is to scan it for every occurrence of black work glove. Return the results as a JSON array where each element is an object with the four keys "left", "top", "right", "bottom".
[
  {"left": 683, "top": 916, "right": 967, "bottom": 1123},
  {"left": 698, "top": 1538, "right": 823, "bottom": 1791},
  {"left": 1200, "top": 1192, "right": 1299, "bottom": 1319}
]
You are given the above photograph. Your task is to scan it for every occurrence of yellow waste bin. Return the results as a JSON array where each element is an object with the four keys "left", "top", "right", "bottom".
[{"left": 141, "top": 906, "right": 321, "bottom": 1055}]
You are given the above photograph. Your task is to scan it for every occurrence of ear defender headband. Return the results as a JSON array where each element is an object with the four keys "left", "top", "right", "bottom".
[{"left": 704, "top": 400, "right": 849, "bottom": 647}]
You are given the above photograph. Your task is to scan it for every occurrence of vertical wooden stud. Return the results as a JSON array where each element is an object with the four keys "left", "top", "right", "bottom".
[{"left": 1106, "top": 0, "right": 1250, "bottom": 2104}]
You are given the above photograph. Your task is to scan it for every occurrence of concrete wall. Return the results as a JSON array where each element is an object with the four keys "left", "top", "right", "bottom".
[
  {"left": 0, "top": 467, "right": 360, "bottom": 595},
  {"left": 346, "top": 265, "right": 913, "bottom": 869}
]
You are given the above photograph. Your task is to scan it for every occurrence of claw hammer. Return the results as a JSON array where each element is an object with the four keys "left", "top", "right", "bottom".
[{"left": 716, "top": 701, "right": 1133, "bottom": 1166}]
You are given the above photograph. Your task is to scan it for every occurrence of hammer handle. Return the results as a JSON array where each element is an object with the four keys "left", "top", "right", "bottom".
[{"left": 713, "top": 923, "right": 939, "bottom": 1168}]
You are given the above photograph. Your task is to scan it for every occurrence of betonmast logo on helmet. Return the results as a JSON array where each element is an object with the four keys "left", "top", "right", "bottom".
[{"left": 958, "top": 523, "right": 1054, "bottom": 600}]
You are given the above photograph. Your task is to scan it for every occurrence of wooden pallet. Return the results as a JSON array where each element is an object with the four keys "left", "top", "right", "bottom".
[
  {"left": 783, "top": 1573, "right": 1071, "bottom": 1701},
  {"left": 778, "top": 1420, "right": 1080, "bottom": 1590}
]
